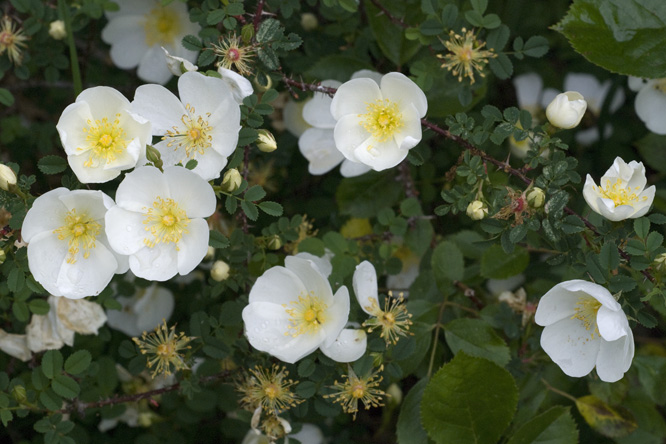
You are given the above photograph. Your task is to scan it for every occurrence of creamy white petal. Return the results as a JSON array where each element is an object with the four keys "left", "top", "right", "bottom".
[
  {"left": 340, "top": 159, "right": 371, "bottom": 177},
  {"left": 115, "top": 166, "right": 168, "bottom": 212},
  {"left": 138, "top": 45, "right": 173, "bottom": 85},
  {"left": 163, "top": 166, "right": 216, "bottom": 217},
  {"left": 393, "top": 103, "right": 422, "bottom": 150},
  {"left": 27, "top": 232, "right": 68, "bottom": 297},
  {"left": 243, "top": 302, "right": 296, "bottom": 354},
  {"left": 185, "top": 149, "right": 229, "bottom": 181},
  {"left": 353, "top": 138, "right": 406, "bottom": 171},
  {"left": 628, "top": 76, "right": 648, "bottom": 92},
  {"left": 298, "top": 128, "right": 344, "bottom": 175},
  {"left": 56, "top": 297, "right": 107, "bottom": 334},
  {"left": 285, "top": 256, "right": 334, "bottom": 304},
  {"left": 105, "top": 206, "right": 148, "bottom": 255},
  {"left": 595, "top": 332, "right": 634, "bottom": 382},
  {"left": 302, "top": 80, "right": 341, "bottom": 129},
  {"left": 68, "top": 154, "right": 121, "bottom": 183},
  {"left": 57, "top": 102, "right": 94, "bottom": 156},
  {"left": 249, "top": 266, "right": 308, "bottom": 305},
  {"left": 513, "top": 73, "right": 543, "bottom": 109},
  {"left": 129, "top": 243, "right": 179, "bottom": 281},
  {"left": 79, "top": 87, "right": 131, "bottom": 119},
  {"left": 320, "top": 286, "right": 350, "bottom": 347},
  {"left": 381, "top": 72, "right": 428, "bottom": 117},
  {"left": 0, "top": 329, "right": 31, "bottom": 361},
  {"left": 103, "top": 16, "right": 148, "bottom": 68},
  {"left": 132, "top": 84, "right": 187, "bottom": 135},
  {"left": 351, "top": 70, "right": 383, "bottom": 84},
  {"left": 353, "top": 261, "right": 380, "bottom": 315},
  {"left": 559, "top": 279, "right": 619, "bottom": 309},
  {"left": 22, "top": 188, "right": 69, "bottom": 240},
  {"left": 176, "top": 218, "right": 209, "bottom": 275},
  {"left": 540, "top": 317, "right": 600, "bottom": 377},
  {"left": 319, "top": 328, "right": 367, "bottom": 362},
  {"left": 293, "top": 252, "right": 333, "bottom": 278},
  {"left": 218, "top": 68, "right": 253, "bottom": 104},
  {"left": 55, "top": 245, "right": 118, "bottom": 298},
  {"left": 330, "top": 78, "right": 382, "bottom": 120},
  {"left": 333, "top": 114, "right": 371, "bottom": 162},
  {"left": 178, "top": 72, "right": 235, "bottom": 115},
  {"left": 26, "top": 314, "right": 65, "bottom": 352},
  {"left": 597, "top": 305, "right": 629, "bottom": 342},
  {"left": 135, "top": 286, "right": 175, "bottom": 331},
  {"left": 635, "top": 83, "right": 666, "bottom": 135},
  {"left": 534, "top": 283, "right": 580, "bottom": 326}
]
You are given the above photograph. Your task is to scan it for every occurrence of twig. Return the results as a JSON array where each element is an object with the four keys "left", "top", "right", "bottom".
[
  {"left": 368, "top": 0, "right": 408, "bottom": 28},
  {"left": 252, "top": 0, "right": 266, "bottom": 32}
]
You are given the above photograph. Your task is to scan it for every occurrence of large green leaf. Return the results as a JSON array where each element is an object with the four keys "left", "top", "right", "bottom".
[
  {"left": 364, "top": 0, "right": 422, "bottom": 67},
  {"left": 506, "top": 406, "right": 578, "bottom": 444},
  {"left": 421, "top": 353, "right": 518, "bottom": 444},
  {"left": 554, "top": 0, "right": 666, "bottom": 78},
  {"left": 396, "top": 379, "right": 429, "bottom": 444},
  {"left": 480, "top": 244, "right": 529, "bottom": 279},
  {"left": 444, "top": 318, "right": 511, "bottom": 367},
  {"left": 431, "top": 240, "right": 464, "bottom": 285},
  {"left": 576, "top": 395, "right": 638, "bottom": 438}
]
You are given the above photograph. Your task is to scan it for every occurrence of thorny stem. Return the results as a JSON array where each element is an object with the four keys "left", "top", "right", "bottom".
[
  {"left": 453, "top": 280, "right": 484, "bottom": 309},
  {"left": 368, "top": 0, "right": 408, "bottom": 28},
  {"left": 57, "top": 371, "right": 234, "bottom": 415},
  {"left": 281, "top": 79, "right": 657, "bottom": 284},
  {"left": 253, "top": 0, "right": 266, "bottom": 32}
]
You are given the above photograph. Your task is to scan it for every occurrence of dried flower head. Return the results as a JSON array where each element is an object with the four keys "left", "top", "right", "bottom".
[
  {"left": 324, "top": 365, "right": 386, "bottom": 420},
  {"left": 493, "top": 187, "right": 534, "bottom": 226},
  {"left": 213, "top": 33, "right": 255, "bottom": 76},
  {"left": 0, "top": 16, "right": 28, "bottom": 65},
  {"left": 437, "top": 28, "right": 495, "bottom": 84},
  {"left": 237, "top": 364, "right": 303, "bottom": 414},
  {"left": 132, "top": 320, "right": 194, "bottom": 378},
  {"left": 363, "top": 292, "right": 413, "bottom": 345}
]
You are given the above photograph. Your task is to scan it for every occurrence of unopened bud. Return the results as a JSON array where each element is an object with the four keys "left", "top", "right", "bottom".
[
  {"left": 48, "top": 20, "right": 67, "bottom": 40},
  {"left": 466, "top": 200, "right": 488, "bottom": 220},
  {"left": 145, "top": 145, "right": 163, "bottom": 170},
  {"left": 267, "top": 234, "right": 282, "bottom": 250},
  {"left": 546, "top": 91, "right": 587, "bottom": 129},
  {"left": 655, "top": 253, "right": 666, "bottom": 271},
  {"left": 0, "top": 164, "right": 17, "bottom": 191},
  {"left": 211, "top": 260, "right": 230, "bottom": 281},
  {"left": 387, "top": 383, "right": 403, "bottom": 406},
  {"left": 301, "top": 13, "right": 318, "bottom": 31},
  {"left": 221, "top": 168, "right": 242, "bottom": 193},
  {"left": 0, "top": 250, "right": 6, "bottom": 265},
  {"left": 240, "top": 24, "right": 254, "bottom": 44},
  {"left": 11, "top": 385, "right": 27, "bottom": 404},
  {"left": 256, "top": 129, "right": 277, "bottom": 153},
  {"left": 526, "top": 187, "right": 545, "bottom": 208}
]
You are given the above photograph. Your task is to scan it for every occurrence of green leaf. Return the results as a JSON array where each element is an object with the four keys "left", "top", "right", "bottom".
[
  {"left": 209, "top": 230, "right": 230, "bottom": 249},
  {"left": 506, "top": 406, "right": 578, "bottom": 444},
  {"left": 297, "top": 238, "right": 326, "bottom": 256},
  {"left": 489, "top": 53, "right": 513, "bottom": 79},
  {"left": 64, "top": 350, "right": 91, "bottom": 375},
  {"left": 39, "top": 389, "right": 63, "bottom": 411},
  {"left": 575, "top": 395, "right": 637, "bottom": 438},
  {"left": 431, "top": 241, "right": 464, "bottom": 285},
  {"left": 336, "top": 171, "right": 402, "bottom": 218},
  {"left": 481, "top": 244, "right": 529, "bottom": 279},
  {"left": 522, "top": 35, "right": 549, "bottom": 57},
  {"left": 646, "top": 231, "right": 663, "bottom": 252},
  {"left": 306, "top": 55, "right": 373, "bottom": 83},
  {"left": 470, "top": 0, "right": 488, "bottom": 14},
  {"left": 7, "top": 268, "right": 25, "bottom": 293},
  {"left": 0, "top": 88, "right": 14, "bottom": 107},
  {"left": 0, "top": 409, "right": 12, "bottom": 427},
  {"left": 421, "top": 353, "right": 518, "bottom": 444},
  {"left": 244, "top": 185, "right": 266, "bottom": 202},
  {"left": 444, "top": 318, "right": 511, "bottom": 366},
  {"left": 257, "top": 18, "right": 282, "bottom": 43},
  {"left": 295, "top": 381, "right": 317, "bottom": 398},
  {"left": 598, "top": 242, "right": 620, "bottom": 270},
  {"left": 184, "top": 159, "right": 198, "bottom": 170},
  {"left": 257, "top": 47, "right": 279, "bottom": 70},
  {"left": 297, "top": 359, "right": 315, "bottom": 378},
  {"left": 42, "top": 350, "right": 63, "bottom": 379},
  {"left": 634, "top": 217, "right": 650, "bottom": 238},
  {"left": 197, "top": 49, "right": 216, "bottom": 66},
  {"left": 37, "top": 156, "right": 68, "bottom": 175},
  {"left": 225, "top": 195, "right": 238, "bottom": 214},
  {"left": 258, "top": 201, "right": 283, "bottom": 217},
  {"left": 396, "top": 379, "right": 429, "bottom": 444},
  {"left": 182, "top": 34, "right": 203, "bottom": 51},
  {"left": 12, "top": 301, "right": 29, "bottom": 322},
  {"left": 554, "top": 0, "right": 666, "bottom": 78},
  {"left": 241, "top": 201, "right": 259, "bottom": 221},
  {"left": 51, "top": 375, "right": 80, "bottom": 399},
  {"left": 28, "top": 298, "right": 50, "bottom": 315},
  {"left": 365, "top": 0, "right": 422, "bottom": 66}
]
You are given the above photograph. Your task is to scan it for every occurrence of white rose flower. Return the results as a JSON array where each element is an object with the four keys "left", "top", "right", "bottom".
[
  {"left": 132, "top": 72, "right": 241, "bottom": 181},
  {"left": 629, "top": 76, "right": 666, "bottom": 135},
  {"left": 535, "top": 280, "right": 634, "bottom": 383},
  {"left": 106, "top": 282, "right": 175, "bottom": 337},
  {"left": 545, "top": 91, "right": 587, "bottom": 129},
  {"left": 56, "top": 86, "right": 152, "bottom": 184},
  {"left": 101, "top": 0, "right": 200, "bottom": 84},
  {"left": 105, "top": 166, "right": 216, "bottom": 281},
  {"left": 217, "top": 67, "right": 254, "bottom": 104},
  {"left": 582, "top": 156, "right": 655, "bottom": 221},
  {"left": 331, "top": 72, "right": 428, "bottom": 171},
  {"left": 22, "top": 188, "right": 129, "bottom": 299},
  {"left": 242, "top": 256, "right": 350, "bottom": 364}
]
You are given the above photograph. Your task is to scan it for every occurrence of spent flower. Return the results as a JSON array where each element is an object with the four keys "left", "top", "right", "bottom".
[
  {"left": 437, "top": 28, "right": 495, "bottom": 84},
  {"left": 133, "top": 320, "right": 194, "bottom": 378},
  {"left": 237, "top": 364, "right": 303, "bottom": 414},
  {"left": 324, "top": 365, "right": 386, "bottom": 420},
  {"left": 0, "top": 16, "right": 28, "bottom": 65},
  {"left": 213, "top": 32, "right": 255, "bottom": 76}
]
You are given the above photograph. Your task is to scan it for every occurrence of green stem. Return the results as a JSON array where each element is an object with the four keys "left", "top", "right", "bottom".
[
  {"left": 58, "top": 0, "right": 82, "bottom": 96},
  {"left": 426, "top": 299, "right": 447, "bottom": 379}
]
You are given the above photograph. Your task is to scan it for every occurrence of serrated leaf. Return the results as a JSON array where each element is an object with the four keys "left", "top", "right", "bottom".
[
  {"left": 197, "top": 49, "right": 216, "bottom": 66},
  {"left": 489, "top": 53, "right": 513, "bottom": 79},
  {"left": 421, "top": 353, "right": 518, "bottom": 444},
  {"left": 7, "top": 268, "right": 24, "bottom": 293},
  {"left": 257, "top": 18, "right": 282, "bottom": 43},
  {"left": 42, "top": 350, "right": 63, "bottom": 379},
  {"left": 182, "top": 34, "right": 203, "bottom": 51},
  {"left": 0, "top": 88, "right": 14, "bottom": 107},
  {"left": 634, "top": 217, "right": 650, "bottom": 238},
  {"left": 295, "top": 381, "right": 317, "bottom": 398},
  {"left": 506, "top": 406, "right": 578, "bottom": 444},
  {"left": 598, "top": 242, "right": 620, "bottom": 270},
  {"left": 575, "top": 395, "right": 637, "bottom": 438},
  {"left": 244, "top": 185, "right": 266, "bottom": 202},
  {"left": 64, "top": 350, "right": 91, "bottom": 375},
  {"left": 646, "top": 231, "right": 663, "bottom": 252},
  {"left": 51, "top": 375, "right": 80, "bottom": 399},
  {"left": 39, "top": 389, "right": 63, "bottom": 411},
  {"left": 225, "top": 195, "right": 238, "bottom": 215},
  {"left": 209, "top": 230, "right": 230, "bottom": 249},
  {"left": 431, "top": 241, "right": 464, "bottom": 286},
  {"left": 481, "top": 244, "right": 529, "bottom": 279},
  {"left": 28, "top": 298, "right": 50, "bottom": 315},
  {"left": 241, "top": 201, "right": 258, "bottom": 221},
  {"left": 258, "top": 201, "right": 283, "bottom": 217},
  {"left": 257, "top": 47, "right": 279, "bottom": 70},
  {"left": 396, "top": 378, "right": 429, "bottom": 444},
  {"left": 523, "top": 35, "right": 549, "bottom": 57},
  {"left": 37, "top": 156, "right": 68, "bottom": 175},
  {"left": 555, "top": 0, "right": 666, "bottom": 78},
  {"left": 444, "top": 318, "right": 511, "bottom": 366}
]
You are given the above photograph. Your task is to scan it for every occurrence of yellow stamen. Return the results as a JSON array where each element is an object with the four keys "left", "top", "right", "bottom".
[
  {"left": 283, "top": 293, "right": 328, "bottom": 337},
  {"left": 143, "top": 7, "right": 181, "bottom": 46},
  {"left": 143, "top": 197, "right": 190, "bottom": 248},
  {"left": 437, "top": 27, "right": 496, "bottom": 84},
  {"left": 53, "top": 209, "right": 102, "bottom": 264},
  {"left": 593, "top": 178, "right": 647, "bottom": 207},
  {"left": 163, "top": 104, "right": 213, "bottom": 159},
  {"left": 359, "top": 99, "right": 403, "bottom": 143},
  {"left": 571, "top": 297, "right": 602, "bottom": 339},
  {"left": 80, "top": 114, "right": 128, "bottom": 168}
]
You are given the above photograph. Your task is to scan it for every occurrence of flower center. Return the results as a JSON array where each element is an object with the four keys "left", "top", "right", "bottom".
[
  {"left": 81, "top": 114, "right": 128, "bottom": 168},
  {"left": 654, "top": 79, "right": 666, "bottom": 93},
  {"left": 163, "top": 104, "right": 213, "bottom": 159},
  {"left": 264, "top": 384, "right": 278, "bottom": 399},
  {"left": 360, "top": 99, "right": 403, "bottom": 143},
  {"left": 143, "top": 197, "right": 190, "bottom": 248},
  {"left": 53, "top": 209, "right": 102, "bottom": 264},
  {"left": 144, "top": 7, "right": 181, "bottom": 47},
  {"left": 352, "top": 383, "right": 365, "bottom": 399},
  {"left": 283, "top": 293, "right": 328, "bottom": 337},
  {"left": 595, "top": 178, "right": 646, "bottom": 207},
  {"left": 227, "top": 48, "right": 240, "bottom": 61},
  {"left": 571, "top": 296, "right": 602, "bottom": 339}
]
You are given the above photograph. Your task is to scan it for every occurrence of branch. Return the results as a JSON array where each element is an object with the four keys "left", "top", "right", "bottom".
[{"left": 367, "top": 0, "right": 408, "bottom": 29}]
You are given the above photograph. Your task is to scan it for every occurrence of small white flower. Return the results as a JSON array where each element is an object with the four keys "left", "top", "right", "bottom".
[
  {"left": 162, "top": 46, "right": 197, "bottom": 76},
  {"left": 629, "top": 76, "right": 666, "bottom": 135},
  {"left": 466, "top": 200, "right": 488, "bottom": 220},
  {"left": 545, "top": 91, "right": 587, "bottom": 129},
  {"left": 101, "top": 0, "right": 200, "bottom": 84},
  {"left": 331, "top": 72, "right": 428, "bottom": 171},
  {"left": 210, "top": 259, "right": 230, "bottom": 281},
  {"left": 56, "top": 86, "right": 152, "bottom": 184},
  {"left": 104, "top": 166, "right": 216, "bottom": 281},
  {"left": 535, "top": 280, "right": 634, "bottom": 382},
  {"left": 106, "top": 278, "right": 175, "bottom": 337},
  {"left": 217, "top": 67, "right": 253, "bottom": 104},
  {"left": 132, "top": 72, "right": 241, "bottom": 181},
  {"left": 583, "top": 157, "right": 655, "bottom": 221},
  {"left": 242, "top": 256, "right": 350, "bottom": 364},
  {"left": 26, "top": 295, "right": 107, "bottom": 353},
  {"left": 22, "top": 189, "right": 129, "bottom": 298}
]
